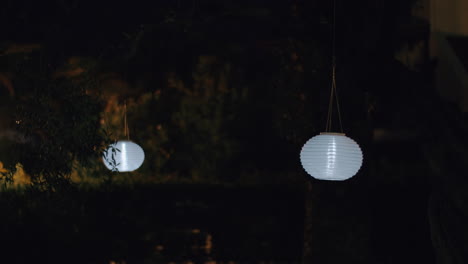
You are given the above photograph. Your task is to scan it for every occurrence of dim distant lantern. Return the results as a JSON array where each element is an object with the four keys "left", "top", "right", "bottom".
[
  {"left": 300, "top": 133, "right": 363, "bottom": 181},
  {"left": 103, "top": 140, "right": 145, "bottom": 172}
]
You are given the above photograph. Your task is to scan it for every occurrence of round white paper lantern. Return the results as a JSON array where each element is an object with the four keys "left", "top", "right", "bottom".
[
  {"left": 103, "top": 140, "right": 145, "bottom": 172},
  {"left": 300, "top": 132, "right": 363, "bottom": 181}
]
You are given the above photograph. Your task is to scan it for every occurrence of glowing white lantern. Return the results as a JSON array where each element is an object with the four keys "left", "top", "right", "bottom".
[
  {"left": 103, "top": 140, "right": 145, "bottom": 172},
  {"left": 300, "top": 132, "right": 362, "bottom": 181}
]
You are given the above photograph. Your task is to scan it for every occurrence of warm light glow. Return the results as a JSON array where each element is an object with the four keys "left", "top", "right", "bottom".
[
  {"left": 103, "top": 140, "right": 145, "bottom": 172},
  {"left": 300, "top": 133, "right": 363, "bottom": 181}
]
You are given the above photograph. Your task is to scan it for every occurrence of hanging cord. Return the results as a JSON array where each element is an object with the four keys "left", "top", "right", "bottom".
[
  {"left": 325, "top": 60, "right": 335, "bottom": 132},
  {"left": 124, "top": 100, "right": 130, "bottom": 140},
  {"left": 325, "top": 60, "right": 343, "bottom": 132},
  {"left": 324, "top": 0, "right": 344, "bottom": 133}
]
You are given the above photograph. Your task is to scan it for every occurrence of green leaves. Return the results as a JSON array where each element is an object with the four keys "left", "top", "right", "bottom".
[{"left": 0, "top": 52, "right": 105, "bottom": 188}]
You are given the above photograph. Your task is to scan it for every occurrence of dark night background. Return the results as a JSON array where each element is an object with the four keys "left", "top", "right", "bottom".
[{"left": 0, "top": 0, "right": 467, "bottom": 263}]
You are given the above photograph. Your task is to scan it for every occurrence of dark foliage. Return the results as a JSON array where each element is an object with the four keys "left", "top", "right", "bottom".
[
  {"left": 0, "top": 51, "right": 104, "bottom": 187},
  {"left": 0, "top": 185, "right": 304, "bottom": 263}
]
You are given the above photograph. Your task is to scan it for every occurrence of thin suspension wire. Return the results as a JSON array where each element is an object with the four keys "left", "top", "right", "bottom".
[
  {"left": 124, "top": 100, "right": 130, "bottom": 140},
  {"left": 325, "top": 64, "right": 334, "bottom": 132},
  {"left": 325, "top": 0, "right": 344, "bottom": 133},
  {"left": 332, "top": 0, "right": 336, "bottom": 61},
  {"left": 332, "top": 65, "right": 344, "bottom": 133}
]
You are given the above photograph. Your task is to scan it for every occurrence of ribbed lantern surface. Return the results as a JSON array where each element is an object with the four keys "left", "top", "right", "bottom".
[
  {"left": 103, "top": 140, "right": 145, "bottom": 172},
  {"left": 300, "top": 133, "right": 362, "bottom": 181}
]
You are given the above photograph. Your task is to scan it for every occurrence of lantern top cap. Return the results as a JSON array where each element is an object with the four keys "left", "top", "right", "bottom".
[
  {"left": 114, "top": 140, "right": 135, "bottom": 143},
  {"left": 320, "top": 132, "right": 346, "bottom": 136}
]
